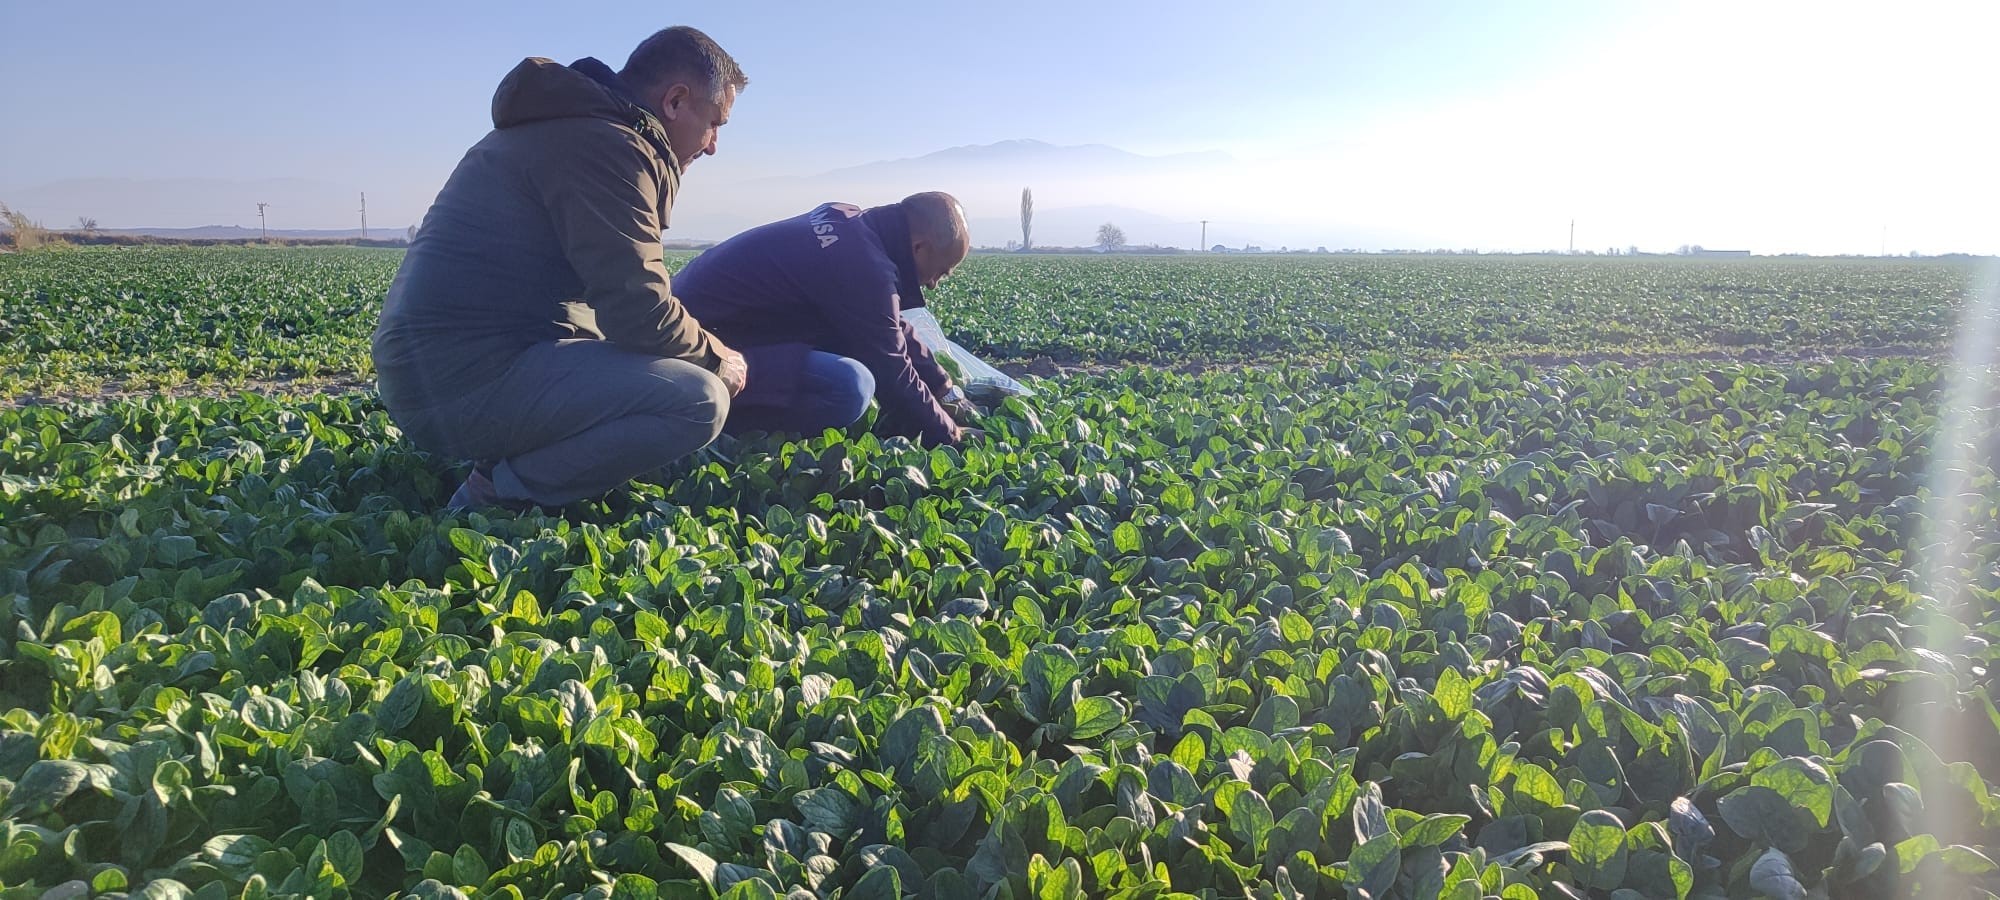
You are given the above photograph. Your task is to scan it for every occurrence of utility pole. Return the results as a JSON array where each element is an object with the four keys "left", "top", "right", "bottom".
[
  {"left": 1200, "top": 220, "right": 1209, "bottom": 251},
  {"left": 1880, "top": 224, "right": 1887, "bottom": 257},
  {"left": 360, "top": 193, "right": 368, "bottom": 239},
  {"left": 1569, "top": 219, "right": 1575, "bottom": 254},
  {"left": 256, "top": 203, "right": 269, "bottom": 241}
]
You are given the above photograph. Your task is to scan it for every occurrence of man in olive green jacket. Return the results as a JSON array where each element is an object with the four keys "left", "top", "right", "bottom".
[{"left": 373, "top": 26, "right": 750, "bottom": 510}]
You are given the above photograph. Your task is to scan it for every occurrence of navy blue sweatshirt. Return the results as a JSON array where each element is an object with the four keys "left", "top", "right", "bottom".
[{"left": 673, "top": 202, "right": 960, "bottom": 445}]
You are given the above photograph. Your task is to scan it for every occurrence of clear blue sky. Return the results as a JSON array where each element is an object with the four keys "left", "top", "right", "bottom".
[{"left": 3, "top": 1, "right": 1992, "bottom": 253}]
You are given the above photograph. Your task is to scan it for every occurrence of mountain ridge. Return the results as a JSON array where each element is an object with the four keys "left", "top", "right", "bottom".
[
  {"left": 7, "top": 139, "right": 1272, "bottom": 246},
  {"left": 749, "top": 138, "right": 1234, "bottom": 185}
]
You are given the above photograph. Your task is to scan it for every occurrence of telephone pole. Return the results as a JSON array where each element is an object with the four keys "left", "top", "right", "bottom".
[
  {"left": 256, "top": 203, "right": 269, "bottom": 241},
  {"left": 1200, "top": 220, "right": 1209, "bottom": 251},
  {"left": 359, "top": 193, "right": 368, "bottom": 239},
  {"left": 1569, "top": 219, "right": 1575, "bottom": 254}
]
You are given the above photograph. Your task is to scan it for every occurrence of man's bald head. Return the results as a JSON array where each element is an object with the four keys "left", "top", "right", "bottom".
[{"left": 902, "top": 191, "right": 970, "bottom": 290}]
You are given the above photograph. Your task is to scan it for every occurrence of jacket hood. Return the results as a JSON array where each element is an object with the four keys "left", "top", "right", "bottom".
[
  {"left": 490, "top": 58, "right": 679, "bottom": 170},
  {"left": 491, "top": 57, "right": 625, "bottom": 128}
]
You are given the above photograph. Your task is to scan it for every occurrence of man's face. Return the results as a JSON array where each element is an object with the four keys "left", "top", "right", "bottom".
[
  {"left": 913, "top": 236, "right": 969, "bottom": 291},
  {"left": 659, "top": 83, "right": 734, "bottom": 170}
]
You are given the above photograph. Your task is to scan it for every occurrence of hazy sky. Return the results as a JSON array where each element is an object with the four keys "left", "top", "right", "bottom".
[{"left": 2, "top": 1, "right": 1992, "bottom": 253}]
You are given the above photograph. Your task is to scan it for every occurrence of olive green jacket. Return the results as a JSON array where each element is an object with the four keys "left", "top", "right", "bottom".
[{"left": 372, "top": 56, "right": 721, "bottom": 411}]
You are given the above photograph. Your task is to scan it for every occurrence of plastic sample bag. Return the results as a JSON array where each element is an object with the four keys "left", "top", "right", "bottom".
[{"left": 902, "top": 307, "right": 1034, "bottom": 402}]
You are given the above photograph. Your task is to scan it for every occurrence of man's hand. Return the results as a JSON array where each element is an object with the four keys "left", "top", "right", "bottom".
[
  {"left": 942, "top": 386, "right": 984, "bottom": 425},
  {"left": 714, "top": 343, "right": 749, "bottom": 397}
]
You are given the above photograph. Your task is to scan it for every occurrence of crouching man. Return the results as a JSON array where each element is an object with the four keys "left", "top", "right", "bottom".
[
  {"left": 671, "top": 192, "right": 984, "bottom": 447},
  {"left": 371, "top": 27, "right": 754, "bottom": 510}
]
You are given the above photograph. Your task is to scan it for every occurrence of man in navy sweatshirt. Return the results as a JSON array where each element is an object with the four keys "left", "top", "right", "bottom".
[{"left": 671, "top": 192, "right": 982, "bottom": 446}]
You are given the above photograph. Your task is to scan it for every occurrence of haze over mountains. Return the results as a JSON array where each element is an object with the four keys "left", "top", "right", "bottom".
[
  {"left": 3, "top": 178, "right": 406, "bottom": 239},
  {"left": 678, "top": 139, "right": 1275, "bottom": 249},
  {"left": 3, "top": 141, "right": 1368, "bottom": 250}
]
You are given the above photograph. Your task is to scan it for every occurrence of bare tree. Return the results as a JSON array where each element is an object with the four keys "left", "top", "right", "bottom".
[
  {"left": 1096, "top": 222, "right": 1126, "bottom": 251},
  {"left": 1020, "top": 187, "right": 1033, "bottom": 251},
  {"left": 77, "top": 216, "right": 99, "bottom": 235}
]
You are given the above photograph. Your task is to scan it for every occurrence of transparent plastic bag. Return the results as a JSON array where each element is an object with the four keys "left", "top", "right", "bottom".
[{"left": 902, "top": 307, "right": 1034, "bottom": 401}]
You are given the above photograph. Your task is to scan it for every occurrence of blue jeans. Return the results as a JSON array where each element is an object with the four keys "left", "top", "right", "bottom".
[
  {"left": 724, "top": 350, "right": 875, "bottom": 436},
  {"left": 384, "top": 338, "right": 729, "bottom": 506}
]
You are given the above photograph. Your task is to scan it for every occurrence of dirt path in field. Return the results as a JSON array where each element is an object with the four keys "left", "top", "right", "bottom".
[{"left": 5, "top": 344, "right": 1952, "bottom": 408}]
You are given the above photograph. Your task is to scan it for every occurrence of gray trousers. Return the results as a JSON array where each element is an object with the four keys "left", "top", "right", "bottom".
[{"left": 386, "top": 339, "right": 729, "bottom": 506}]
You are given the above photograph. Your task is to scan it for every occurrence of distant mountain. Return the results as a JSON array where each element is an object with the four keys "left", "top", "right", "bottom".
[
  {"left": 1, "top": 177, "right": 412, "bottom": 233},
  {"left": 9, "top": 139, "right": 1285, "bottom": 248},
  {"left": 673, "top": 139, "right": 1239, "bottom": 246},
  {"left": 967, "top": 204, "right": 1185, "bottom": 249},
  {"left": 91, "top": 226, "right": 409, "bottom": 241},
  {"left": 762, "top": 139, "right": 1235, "bottom": 185}
]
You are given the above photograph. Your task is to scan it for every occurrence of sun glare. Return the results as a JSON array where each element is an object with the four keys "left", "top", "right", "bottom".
[{"left": 1911, "top": 258, "right": 2000, "bottom": 897}]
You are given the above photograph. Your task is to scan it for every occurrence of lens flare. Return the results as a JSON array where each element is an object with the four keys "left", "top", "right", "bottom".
[{"left": 1911, "top": 258, "right": 2000, "bottom": 897}]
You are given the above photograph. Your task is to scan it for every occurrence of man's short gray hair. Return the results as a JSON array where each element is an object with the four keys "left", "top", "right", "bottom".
[
  {"left": 620, "top": 26, "right": 748, "bottom": 104},
  {"left": 902, "top": 191, "right": 968, "bottom": 248}
]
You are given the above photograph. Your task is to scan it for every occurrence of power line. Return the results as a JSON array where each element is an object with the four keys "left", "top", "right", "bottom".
[{"left": 256, "top": 203, "right": 269, "bottom": 241}]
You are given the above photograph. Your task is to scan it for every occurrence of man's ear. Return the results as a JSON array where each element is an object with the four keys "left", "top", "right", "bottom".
[{"left": 659, "top": 83, "right": 691, "bottom": 122}]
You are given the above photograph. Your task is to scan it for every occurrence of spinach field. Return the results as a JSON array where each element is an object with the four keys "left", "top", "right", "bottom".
[
  {"left": 3, "top": 248, "right": 1998, "bottom": 899},
  {"left": 0, "top": 249, "right": 1978, "bottom": 400}
]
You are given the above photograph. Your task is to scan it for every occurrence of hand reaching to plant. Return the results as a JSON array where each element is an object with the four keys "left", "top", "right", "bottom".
[{"left": 942, "top": 386, "right": 985, "bottom": 425}]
